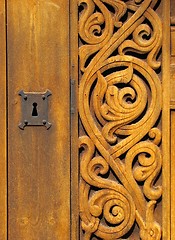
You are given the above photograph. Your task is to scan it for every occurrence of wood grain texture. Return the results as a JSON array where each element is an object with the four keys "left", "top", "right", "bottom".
[
  {"left": 171, "top": 0, "right": 175, "bottom": 24},
  {"left": 78, "top": 0, "right": 163, "bottom": 239},
  {"left": 0, "top": 1, "right": 7, "bottom": 239},
  {"left": 170, "top": 0, "right": 175, "bottom": 238},
  {"left": 0, "top": 0, "right": 171, "bottom": 239},
  {"left": 7, "top": 0, "right": 70, "bottom": 239},
  {"left": 70, "top": 0, "right": 79, "bottom": 238},
  {"left": 171, "top": 27, "right": 175, "bottom": 56},
  {"left": 162, "top": 0, "right": 171, "bottom": 239},
  {"left": 171, "top": 112, "right": 175, "bottom": 240},
  {"left": 170, "top": 57, "right": 175, "bottom": 108}
]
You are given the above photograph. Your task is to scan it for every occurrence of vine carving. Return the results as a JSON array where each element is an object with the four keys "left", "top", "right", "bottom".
[{"left": 79, "top": 0, "right": 162, "bottom": 239}]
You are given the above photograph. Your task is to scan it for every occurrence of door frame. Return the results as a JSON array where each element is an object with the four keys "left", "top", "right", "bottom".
[{"left": 0, "top": 0, "right": 173, "bottom": 239}]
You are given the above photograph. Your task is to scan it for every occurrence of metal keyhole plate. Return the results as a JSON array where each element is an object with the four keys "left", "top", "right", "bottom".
[{"left": 18, "top": 90, "right": 52, "bottom": 130}]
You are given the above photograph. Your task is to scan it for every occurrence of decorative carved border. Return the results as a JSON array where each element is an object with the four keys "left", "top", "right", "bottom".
[{"left": 78, "top": 0, "right": 163, "bottom": 239}]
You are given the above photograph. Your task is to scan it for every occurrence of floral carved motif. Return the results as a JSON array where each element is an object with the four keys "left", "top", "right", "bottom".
[{"left": 78, "top": 0, "right": 162, "bottom": 239}]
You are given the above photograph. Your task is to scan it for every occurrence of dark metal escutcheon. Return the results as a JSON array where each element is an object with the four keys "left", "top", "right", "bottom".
[{"left": 18, "top": 90, "right": 52, "bottom": 130}]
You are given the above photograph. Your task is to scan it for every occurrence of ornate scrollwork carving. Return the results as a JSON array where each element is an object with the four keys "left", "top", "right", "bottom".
[{"left": 79, "top": 0, "right": 162, "bottom": 239}]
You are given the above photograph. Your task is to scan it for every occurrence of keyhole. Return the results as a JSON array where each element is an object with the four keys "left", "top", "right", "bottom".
[{"left": 32, "top": 102, "right": 38, "bottom": 117}]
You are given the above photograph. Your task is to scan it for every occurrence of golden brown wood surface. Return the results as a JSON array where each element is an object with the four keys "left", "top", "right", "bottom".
[
  {"left": 7, "top": 0, "right": 70, "bottom": 239},
  {"left": 171, "top": 112, "right": 175, "bottom": 239},
  {"left": 170, "top": 0, "right": 175, "bottom": 237},
  {"left": 70, "top": 0, "right": 79, "bottom": 238},
  {"left": 170, "top": 8, "right": 175, "bottom": 108},
  {"left": 171, "top": 0, "right": 175, "bottom": 25},
  {"left": 162, "top": 0, "right": 171, "bottom": 239},
  {"left": 0, "top": 1, "right": 7, "bottom": 239},
  {"left": 0, "top": 0, "right": 172, "bottom": 239},
  {"left": 78, "top": 0, "right": 167, "bottom": 239},
  {"left": 171, "top": 27, "right": 175, "bottom": 57}
]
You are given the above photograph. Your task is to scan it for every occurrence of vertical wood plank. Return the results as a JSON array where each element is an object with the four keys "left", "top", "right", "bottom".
[
  {"left": 162, "top": 0, "right": 171, "bottom": 239},
  {"left": 171, "top": 112, "right": 175, "bottom": 239},
  {"left": 70, "top": 0, "right": 79, "bottom": 238},
  {"left": 170, "top": 1, "right": 175, "bottom": 237},
  {"left": 7, "top": 0, "right": 70, "bottom": 239},
  {"left": 0, "top": 1, "right": 7, "bottom": 239}
]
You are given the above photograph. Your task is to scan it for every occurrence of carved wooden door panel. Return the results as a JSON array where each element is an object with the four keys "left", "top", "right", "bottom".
[
  {"left": 0, "top": 0, "right": 173, "bottom": 239},
  {"left": 0, "top": 0, "right": 71, "bottom": 239},
  {"left": 78, "top": 0, "right": 172, "bottom": 239}
]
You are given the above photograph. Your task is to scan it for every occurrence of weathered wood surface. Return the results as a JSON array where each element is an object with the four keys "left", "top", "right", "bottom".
[
  {"left": 162, "top": 0, "right": 171, "bottom": 239},
  {"left": 171, "top": 112, "right": 175, "bottom": 240},
  {"left": 170, "top": 0, "right": 175, "bottom": 238},
  {"left": 70, "top": 0, "right": 79, "bottom": 238},
  {"left": 0, "top": 0, "right": 172, "bottom": 239},
  {"left": 0, "top": 1, "right": 7, "bottom": 239},
  {"left": 7, "top": 0, "right": 70, "bottom": 239},
  {"left": 78, "top": 0, "right": 169, "bottom": 239}
]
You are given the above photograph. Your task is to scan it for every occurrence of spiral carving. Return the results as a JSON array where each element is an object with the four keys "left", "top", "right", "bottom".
[
  {"left": 79, "top": 0, "right": 162, "bottom": 239},
  {"left": 80, "top": 136, "right": 136, "bottom": 239}
]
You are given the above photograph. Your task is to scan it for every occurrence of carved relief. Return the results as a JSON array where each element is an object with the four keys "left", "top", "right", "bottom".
[{"left": 78, "top": 0, "right": 162, "bottom": 239}]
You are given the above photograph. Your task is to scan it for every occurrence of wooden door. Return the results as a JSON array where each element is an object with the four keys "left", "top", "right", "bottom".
[
  {"left": 0, "top": 0, "right": 72, "bottom": 239},
  {"left": 0, "top": 0, "right": 174, "bottom": 239}
]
